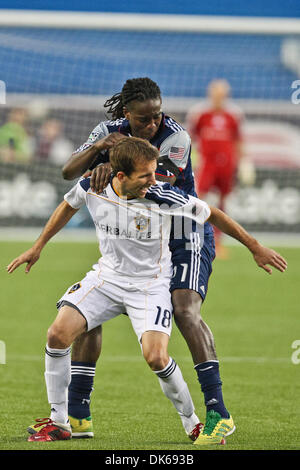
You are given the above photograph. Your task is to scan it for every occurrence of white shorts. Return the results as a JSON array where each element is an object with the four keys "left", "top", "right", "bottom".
[{"left": 57, "top": 269, "right": 173, "bottom": 342}]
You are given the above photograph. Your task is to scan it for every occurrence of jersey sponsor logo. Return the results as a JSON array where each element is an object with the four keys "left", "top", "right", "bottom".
[
  {"left": 211, "top": 115, "right": 226, "bottom": 129},
  {"left": 97, "top": 223, "right": 152, "bottom": 239},
  {"left": 68, "top": 282, "right": 82, "bottom": 294}
]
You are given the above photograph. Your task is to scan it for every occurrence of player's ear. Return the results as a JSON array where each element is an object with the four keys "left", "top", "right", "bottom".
[
  {"left": 116, "top": 171, "right": 126, "bottom": 182},
  {"left": 123, "top": 106, "right": 130, "bottom": 119}
]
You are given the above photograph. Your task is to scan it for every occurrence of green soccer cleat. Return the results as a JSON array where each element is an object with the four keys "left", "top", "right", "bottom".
[
  {"left": 69, "top": 415, "right": 94, "bottom": 438},
  {"left": 193, "top": 410, "right": 235, "bottom": 446}
]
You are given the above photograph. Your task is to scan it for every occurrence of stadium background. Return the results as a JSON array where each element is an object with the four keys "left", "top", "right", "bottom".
[{"left": 0, "top": 1, "right": 300, "bottom": 239}]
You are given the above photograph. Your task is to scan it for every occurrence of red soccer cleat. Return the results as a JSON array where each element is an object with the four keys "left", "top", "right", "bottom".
[
  {"left": 27, "top": 421, "right": 71, "bottom": 442},
  {"left": 188, "top": 422, "right": 204, "bottom": 441},
  {"left": 27, "top": 417, "right": 54, "bottom": 434}
]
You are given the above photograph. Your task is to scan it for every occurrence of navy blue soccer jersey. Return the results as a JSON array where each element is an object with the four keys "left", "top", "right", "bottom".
[{"left": 73, "top": 113, "right": 196, "bottom": 197}]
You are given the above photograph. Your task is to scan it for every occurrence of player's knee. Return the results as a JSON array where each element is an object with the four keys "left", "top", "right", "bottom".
[
  {"left": 47, "top": 323, "right": 71, "bottom": 349},
  {"left": 144, "top": 349, "right": 169, "bottom": 371},
  {"left": 173, "top": 305, "right": 200, "bottom": 329}
]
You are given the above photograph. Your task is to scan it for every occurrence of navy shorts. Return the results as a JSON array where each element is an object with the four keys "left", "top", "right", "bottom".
[{"left": 170, "top": 231, "right": 215, "bottom": 301}]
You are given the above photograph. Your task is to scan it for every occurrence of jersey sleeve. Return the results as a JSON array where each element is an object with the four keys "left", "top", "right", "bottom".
[
  {"left": 158, "top": 130, "right": 191, "bottom": 170},
  {"left": 146, "top": 183, "right": 211, "bottom": 225},
  {"left": 72, "top": 121, "right": 109, "bottom": 155},
  {"left": 163, "top": 194, "right": 211, "bottom": 225},
  {"left": 64, "top": 179, "right": 90, "bottom": 209},
  {"left": 186, "top": 195, "right": 211, "bottom": 224}
]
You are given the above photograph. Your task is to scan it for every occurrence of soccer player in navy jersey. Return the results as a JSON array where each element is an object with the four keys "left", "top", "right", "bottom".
[{"left": 59, "top": 78, "right": 287, "bottom": 443}]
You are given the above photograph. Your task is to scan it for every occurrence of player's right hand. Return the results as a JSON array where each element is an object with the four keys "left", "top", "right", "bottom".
[
  {"left": 6, "top": 247, "right": 41, "bottom": 274},
  {"left": 94, "top": 132, "right": 126, "bottom": 151},
  {"left": 90, "top": 162, "right": 112, "bottom": 194}
]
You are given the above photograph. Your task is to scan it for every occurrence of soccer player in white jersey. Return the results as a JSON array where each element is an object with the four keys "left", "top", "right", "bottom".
[
  {"left": 7, "top": 138, "right": 207, "bottom": 442},
  {"left": 8, "top": 137, "right": 287, "bottom": 444}
]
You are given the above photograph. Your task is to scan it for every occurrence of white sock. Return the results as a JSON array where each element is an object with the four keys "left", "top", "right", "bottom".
[
  {"left": 179, "top": 412, "right": 200, "bottom": 435},
  {"left": 44, "top": 344, "right": 71, "bottom": 425},
  {"left": 154, "top": 357, "right": 200, "bottom": 434}
]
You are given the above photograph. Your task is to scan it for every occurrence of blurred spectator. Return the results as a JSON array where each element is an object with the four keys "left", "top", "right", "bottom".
[
  {"left": 186, "top": 79, "right": 255, "bottom": 258},
  {"left": 34, "top": 118, "right": 74, "bottom": 166},
  {"left": 0, "top": 108, "right": 33, "bottom": 163}
]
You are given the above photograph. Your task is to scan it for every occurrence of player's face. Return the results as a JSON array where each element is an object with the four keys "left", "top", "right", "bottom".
[
  {"left": 121, "top": 159, "right": 157, "bottom": 199},
  {"left": 208, "top": 80, "right": 230, "bottom": 108},
  {"left": 124, "top": 98, "right": 162, "bottom": 140}
]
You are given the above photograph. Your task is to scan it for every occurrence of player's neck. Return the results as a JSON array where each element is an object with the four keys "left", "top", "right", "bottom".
[
  {"left": 111, "top": 177, "right": 133, "bottom": 200},
  {"left": 212, "top": 100, "right": 226, "bottom": 111}
]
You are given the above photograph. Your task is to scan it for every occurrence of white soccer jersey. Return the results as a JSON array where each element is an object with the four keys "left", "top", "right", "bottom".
[{"left": 64, "top": 179, "right": 211, "bottom": 283}]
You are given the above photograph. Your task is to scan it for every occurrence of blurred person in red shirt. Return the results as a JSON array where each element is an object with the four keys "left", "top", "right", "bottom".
[{"left": 187, "top": 79, "right": 254, "bottom": 258}]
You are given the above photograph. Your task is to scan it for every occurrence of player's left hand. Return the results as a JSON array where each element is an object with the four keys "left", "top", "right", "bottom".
[
  {"left": 237, "top": 158, "right": 256, "bottom": 186},
  {"left": 252, "top": 244, "right": 287, "bottom": 274},
  {"left": 6, "top": 247, "right": 41, "bottom": 274}
]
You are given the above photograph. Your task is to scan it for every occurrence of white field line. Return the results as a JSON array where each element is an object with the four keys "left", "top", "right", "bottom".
[
  {"left": 4, "top": 354, "right": 291, "bottom": 364},
  {"left": 1, "top": 228, "right": 300, "bottom": 247}
]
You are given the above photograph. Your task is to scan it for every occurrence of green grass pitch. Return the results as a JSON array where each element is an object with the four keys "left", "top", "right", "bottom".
[{"left": 0, "top": 240, "right": 299, "bottom": 451}]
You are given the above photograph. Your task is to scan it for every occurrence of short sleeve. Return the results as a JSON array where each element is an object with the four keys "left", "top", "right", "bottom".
[
  {"left": 64, "top": 180, "right": 88, "bottom": 209},
  {"left": 72, "top": 121, "right": 109, "bottom": 155},
  {"left": 159, "top": 130, "right": 191, "bottom": 170}
]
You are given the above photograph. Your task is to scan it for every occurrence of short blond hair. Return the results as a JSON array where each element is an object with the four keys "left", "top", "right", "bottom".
[{"left": 110, "top": 137, "right": 158, "bottom": 176}]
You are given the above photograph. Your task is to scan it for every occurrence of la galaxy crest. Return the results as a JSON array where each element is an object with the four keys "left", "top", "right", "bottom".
[
  {"left": 68, "top": 282, "right": 82, "bottom": 294},
  {"left": 134, "top": 213, "right": 150, "bottom": 232}
]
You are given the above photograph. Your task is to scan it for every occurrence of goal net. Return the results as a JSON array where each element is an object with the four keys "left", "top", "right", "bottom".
[{"left": 0, "top": 11, "right": 300, "bottom": 237}]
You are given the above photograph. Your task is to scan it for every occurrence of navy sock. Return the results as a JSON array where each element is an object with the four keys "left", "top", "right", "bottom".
[
  {"left": 68, "top": 361, "right": 96, "bottom": 419},
  {"left": 195, "top": 360, "right": 229, "bottom": 419}
]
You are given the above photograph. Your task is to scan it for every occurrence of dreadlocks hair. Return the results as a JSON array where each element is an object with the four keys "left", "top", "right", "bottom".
[{"left": 104, "top": 77, "right": 161, "bottom": 120}]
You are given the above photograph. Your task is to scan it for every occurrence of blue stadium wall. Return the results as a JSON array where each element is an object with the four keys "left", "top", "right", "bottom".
[{"left": 0, "top": 0, "right": 299, "bottom": 17}]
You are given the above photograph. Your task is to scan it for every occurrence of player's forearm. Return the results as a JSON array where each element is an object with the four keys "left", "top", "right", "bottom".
[
  {"left": 62, "top": 145, "right": 101, "bottom": 180},
  {"left": 208, "top": 207, "right": 260, "bottom": 254},
  {"left": 33, "top": 201, "right": 78, "bottom": 251}
]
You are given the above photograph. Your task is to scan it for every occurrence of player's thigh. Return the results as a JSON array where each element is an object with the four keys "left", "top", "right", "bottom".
[
  {"left": 126, "top": 278, "right": 173, "bottom": 343},
  {"left": 170, "top": 240, "right": 214, "bottom": 302},
  {"left": 171, "top": 288, "right": 202, "bottom": 316},
  {"left": 196, "top": 162, "right": 216, "bottom": 194},
  {"left": 57, "top": 271, "right": 124, "bottom": 331},
  {"left": 216, "top": 160, "right": 236, "bottom": 197}
]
